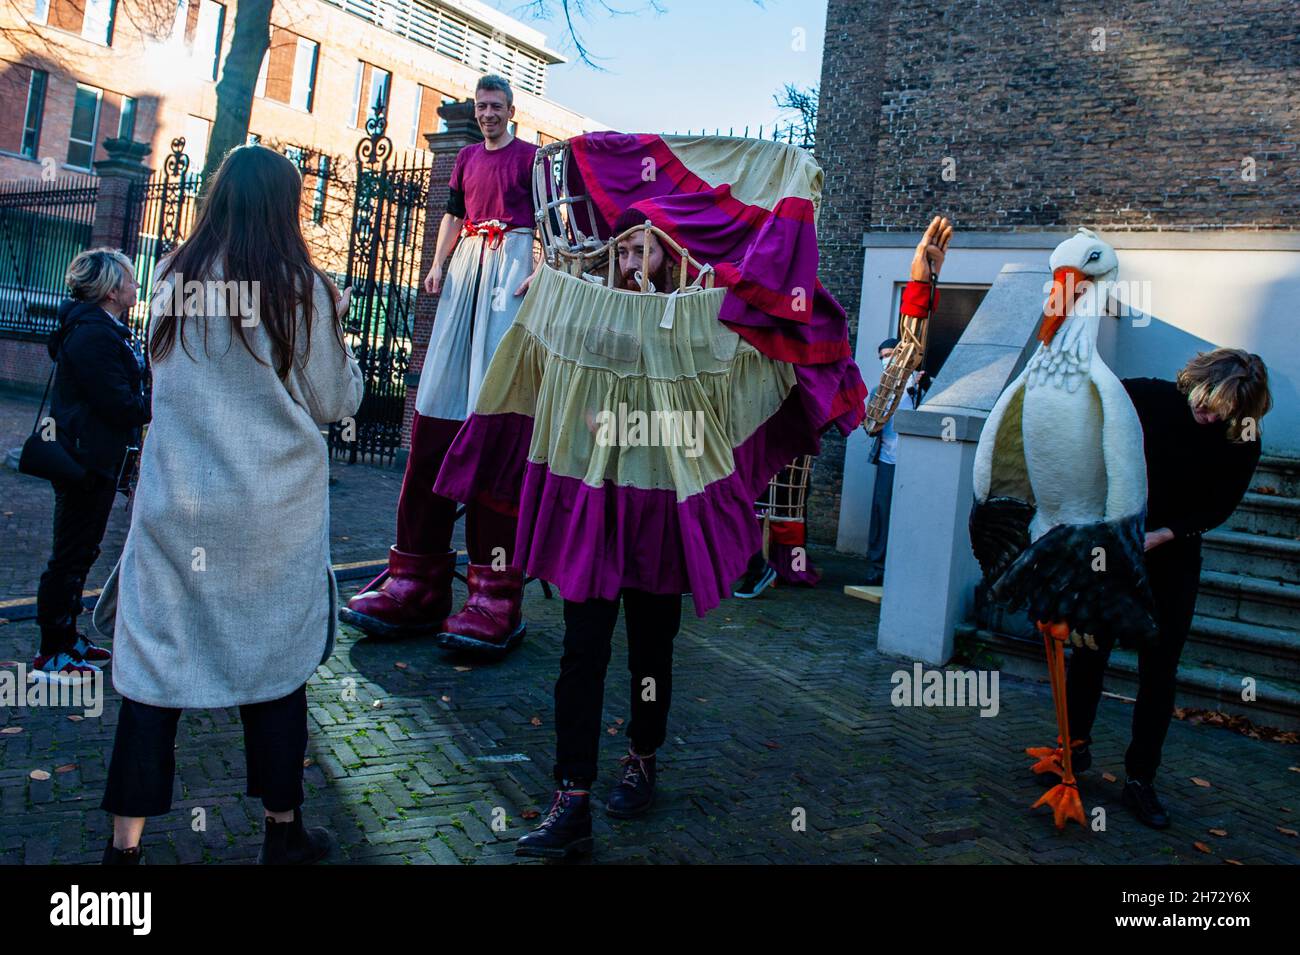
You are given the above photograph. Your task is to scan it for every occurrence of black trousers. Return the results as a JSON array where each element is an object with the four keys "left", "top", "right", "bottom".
[
  {"left": 101, "top": 685, "right": 309, "bottom": 817},
  {"left": 554, "top": 591, "right": 682, "bottom": 787},
  {"left": 1065, "top": 541, "right": 1202, "bottom": 783},
  {"left": 37, "top": 473, "right": 118, "bottom": 656}
]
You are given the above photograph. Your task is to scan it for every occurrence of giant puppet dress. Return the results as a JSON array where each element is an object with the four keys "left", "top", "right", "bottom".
[{"left": 433, "top": 133, "right": 868, "bottom": 615}]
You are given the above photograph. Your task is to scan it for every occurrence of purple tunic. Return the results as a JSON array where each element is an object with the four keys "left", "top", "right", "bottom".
[{"left": 450, "top": 137, "right": 538, "bottom": 230}]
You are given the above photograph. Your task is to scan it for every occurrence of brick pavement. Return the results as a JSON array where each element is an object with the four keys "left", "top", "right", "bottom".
[{"left": 1, "top": 391, "right": 1296, "bottom": 865}]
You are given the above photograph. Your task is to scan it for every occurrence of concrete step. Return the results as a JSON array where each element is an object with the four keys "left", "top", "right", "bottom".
[
  {"left": 1252, "top": 455, "right": 1300, "bottom": 498},
  {"left": 1183, "top": 613, "right": 1300, "bottom": 683},
  {"left": 1196, "top": 570, "right": 1300, "bottom": 632},
  {"left": 1201, "top": 528, "right": 1300, "bottom": 584},
  {"left": 957, "top": 623, "right": 1300, "bottom": 732},
  {"left": 1226, "top": 491, "right": 1300, "bottom": 538}
]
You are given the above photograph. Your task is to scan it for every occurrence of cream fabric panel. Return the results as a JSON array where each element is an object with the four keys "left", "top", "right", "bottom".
[{"left": 660, "top": 136, "right": 823, "bottom": 221}]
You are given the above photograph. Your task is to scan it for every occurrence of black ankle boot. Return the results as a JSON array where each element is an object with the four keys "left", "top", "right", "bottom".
[
  {"left": 102, "top": 838, "right": 144, "bottom": 865},
  {"left": 515, "top": 790, "right": 593, "bottom": 859},
  {"left": 1036, "top": 741, "right": 1091, "bottom": 786},
  {"left": 258, "top": 808, "right": 333, "bottom": 865},
  {"left": 1122, "top": 779, "right": 1171, "bottom": 829},
  {"left": 606, "top": 751, "right": 657, "bottom": 818}
]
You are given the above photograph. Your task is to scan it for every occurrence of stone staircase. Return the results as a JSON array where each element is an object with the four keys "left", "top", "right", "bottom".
[{"left": 958, "top": 455, "right": 1300, "bottom": 731}]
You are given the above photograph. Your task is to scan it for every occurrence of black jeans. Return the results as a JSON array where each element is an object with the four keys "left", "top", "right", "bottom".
[
  {"left": 37, "top": 473, "right": 119, "bottom": 656},
  {"left": 1065, "top": 541, "right": 1202, "bottom": 783},
  {"left": 865, "top": 461, "right": 895, "bottom": 573},
  {"left": 101, "top": 685, "right": 309, "bottom": 817},
  {"left": 554, "top": 591, "right": 682, "bottom": 787}
]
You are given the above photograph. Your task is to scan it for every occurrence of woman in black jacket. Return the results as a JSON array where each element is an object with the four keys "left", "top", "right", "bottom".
[
  {"left": 1063, "top": 348, "right": 1272, "bottom": 829},
  {"left": 34, "top": 248, "right": 150, "bottom": 680}
]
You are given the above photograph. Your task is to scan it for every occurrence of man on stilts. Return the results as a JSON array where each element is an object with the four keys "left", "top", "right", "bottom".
[{"left": 342, "top": 74, "right": 537, "bottom": 658}]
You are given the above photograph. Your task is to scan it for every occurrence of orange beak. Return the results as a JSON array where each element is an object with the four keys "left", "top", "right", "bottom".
[{"left": 1039, "top": 266, "right": 1090, "bottom": 344}]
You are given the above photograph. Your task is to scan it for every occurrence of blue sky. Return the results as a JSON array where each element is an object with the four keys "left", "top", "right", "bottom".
[{"left": 483, "top": 0, "right": 827, "bottom": 133}]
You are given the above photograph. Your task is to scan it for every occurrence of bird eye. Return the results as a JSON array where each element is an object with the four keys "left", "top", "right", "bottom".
[{"left": 1086, "top": 249, "right": 1102, "bottom": 262}]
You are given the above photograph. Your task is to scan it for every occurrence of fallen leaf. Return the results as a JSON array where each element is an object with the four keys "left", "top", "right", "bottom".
[
  {"left": 521, "top": 808, "right": 540, "bottom": 820},
  {"left": 66, "top": 715, "right": 83, "bottom": 723},
  {"left": 695, "top": 697, "right": 709, "bottom": 703},
  {"left": 303, "top": 758, "right": 314, "bottom": 768},
  {"left": 394, "top": 661, "right": 408, "bottom": 670},
  {"left": 1278, "top": 826, "right": 1298, "bottom": 837},
  {"left": 371, "top": 700, "right": 384, "bottom": 709},
  {"left": 529, "top": 716, "right": 542, "bottom": 726},
  {"left": 1281, "top": 807, "right": 1292, "bottom": 813},
  {"left": 1193, "top": 841, "right": 1212, "bottom": 854},
  {"left": 54, "top": 764, "right": 76, "bottom": 774},
  {"left": 339, "top": 536, "right": 350, "bottom": 541},
  {"left": 1209, "top": 828, "right": 1228, "bottom": 837},
  {"left": 2, "top": 510, "right": 12, "bottom": 516},
  {"left": 29, "top": 769, "right": 50, "bottom": 781},
  {"left": 762, "top": 740, "right": 781, "bottom": 750},
  {"left": 1225, "top": 859, "right": 1243, "bottom": 866},
  {"left": 0, "top": 726, "right": 22, "bottom": 735},
  {"left": 440, "top": 695, "right": 451, "bottom": 703},
  {"left": 454, "top": 666, "right": 472, "bottom": 673},
  {"left": 614, "top": 717, "right": 625, "bottom": 726},
  {"left": 1290, "top": 767, "right": 1300, "bottom": 773},
  {"left": 1102, "top": 772, "right": 1117, "bottom": 783},
  {"left": 607, "top": 727, "right": 618, "bottom": 735},
  {"left": 1191, "top": 777, "right": 1212, "bottom": 788}
]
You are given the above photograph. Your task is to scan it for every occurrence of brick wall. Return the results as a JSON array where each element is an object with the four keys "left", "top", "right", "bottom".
[{"left": 0, "top": 338, "right": 52, "bottom": 394}]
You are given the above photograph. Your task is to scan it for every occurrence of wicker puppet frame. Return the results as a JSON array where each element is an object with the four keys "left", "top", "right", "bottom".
[{"left": 863, "top": 274, "right": 936, "bottom": 434}]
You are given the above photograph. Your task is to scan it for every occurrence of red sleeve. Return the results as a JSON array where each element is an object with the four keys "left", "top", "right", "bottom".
[{"left": 900, "top": 279, "right": 938, "bottom": 319}]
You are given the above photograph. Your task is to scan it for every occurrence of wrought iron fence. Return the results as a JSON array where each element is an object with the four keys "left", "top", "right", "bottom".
[
  {"left": 121, "top": 138, "right": 203, "bottom": 340},
  {"left": 329, "top": 109, "right": 432, "bottom": 465},
  {"left": 0, "top": 175, "right": 98, "bottom": 339}
]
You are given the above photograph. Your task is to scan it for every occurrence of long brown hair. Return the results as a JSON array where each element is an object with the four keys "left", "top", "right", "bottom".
[
  {"left": 1176, "top": 348, "right": 1272, "bottom": 442},
  {"left": 150, "top": 145, "right": 341, "bottom": 379}
]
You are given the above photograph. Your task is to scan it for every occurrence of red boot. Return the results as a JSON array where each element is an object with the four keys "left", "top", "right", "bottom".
[
  {"left": 437, "top": 564, "right": 526, "bottom": 658},
  {"left": 339, "top": 548, "right": 456, "bottom": 639}
]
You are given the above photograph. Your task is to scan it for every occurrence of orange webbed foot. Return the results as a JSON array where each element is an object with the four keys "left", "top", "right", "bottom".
[{"left": 1032, "top": 781, "right": 1087, "bottom": 829}]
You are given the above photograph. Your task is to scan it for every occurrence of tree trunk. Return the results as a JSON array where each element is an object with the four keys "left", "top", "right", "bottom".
[{"left": 202, "top": 0, "right": 273, "bottom": 184}]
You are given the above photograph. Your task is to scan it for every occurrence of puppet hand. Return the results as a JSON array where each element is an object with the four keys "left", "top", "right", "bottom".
[{"left": 910, "top": 215, "right": 953, "bottom": 283}]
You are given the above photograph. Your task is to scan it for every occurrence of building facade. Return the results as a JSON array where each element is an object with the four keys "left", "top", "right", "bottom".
[
  {"left": 817, "top": 0, "right": 1299, "bottom": 550},
  {"left": 0, "top": 0, "right": 603, "bottom": 182}
]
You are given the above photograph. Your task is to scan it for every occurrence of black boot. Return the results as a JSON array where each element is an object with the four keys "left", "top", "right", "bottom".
[
  {"left": 605, "top": 751, "right": 657, "bottom": 818},
  {"left": 102, "top": 839, "right": 144, "bottom": 865},
  {"left": 258, "top": 809, "right": 333, "bottom": 865},
  {"left": 515, "top": 790, "right": 593, "bottom": 859},
  {"left": 1122, "top": 779, "right": 1171, "bottom": 830},
  {"left": 1036, "top": 740, "right": 1091, "bottom": 786}
]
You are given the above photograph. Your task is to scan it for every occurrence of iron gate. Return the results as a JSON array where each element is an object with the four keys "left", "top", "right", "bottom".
[
  {"left": 329, "top": 108, "right": 432, "bottom": 464},
  {"left": 121, "top": 138, "right": 201, "bottom": 340}
]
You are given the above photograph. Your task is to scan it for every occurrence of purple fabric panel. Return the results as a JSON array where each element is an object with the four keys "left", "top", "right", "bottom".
[{"left": 434, "top": 411, "right": 533, "bottom": 505}]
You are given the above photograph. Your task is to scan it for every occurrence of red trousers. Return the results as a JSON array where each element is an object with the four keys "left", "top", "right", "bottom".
[{"left": 397, "top": 413, "right": 516, "bottom": 564}]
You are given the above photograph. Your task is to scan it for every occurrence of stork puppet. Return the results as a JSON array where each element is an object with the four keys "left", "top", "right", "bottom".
[{"left": 970, "top": 229, "right": 1158, "bottom": 829}]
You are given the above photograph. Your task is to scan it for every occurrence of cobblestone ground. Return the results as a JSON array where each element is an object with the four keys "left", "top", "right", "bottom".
[{"left": 1, "top": 391, "right": 1296, "bottom": 865}]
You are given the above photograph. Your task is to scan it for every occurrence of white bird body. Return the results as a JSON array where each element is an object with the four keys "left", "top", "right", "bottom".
[{"left": 974, "top": 229, "right": 1147, "bottom": 542}]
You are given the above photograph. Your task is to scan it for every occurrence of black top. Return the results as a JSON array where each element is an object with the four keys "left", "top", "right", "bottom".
[
  {"left": 1122, "top": 377, "right": 1260, "bottom": 544},
  {"left": 46, "top": 299, "right": 151, "bottom": 479}
]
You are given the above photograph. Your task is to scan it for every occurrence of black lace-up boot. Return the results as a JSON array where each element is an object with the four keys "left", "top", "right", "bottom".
[
  {"left": 1122, "top": 778, "right": 1171, "bottom": 829},
  {"left": 605, "top": 751, "right": 657, "bottom": 818},
  {"left": 515, "top": 788, "right": 593, "bottom": 859}
]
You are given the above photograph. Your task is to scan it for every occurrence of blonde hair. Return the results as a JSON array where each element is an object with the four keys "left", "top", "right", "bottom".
[
  {"left": 1176, "top": 348, "right": 1272, "bottom": 442},
  {"left": 65, "top": 248, "right": 134, "bottom": 304}
]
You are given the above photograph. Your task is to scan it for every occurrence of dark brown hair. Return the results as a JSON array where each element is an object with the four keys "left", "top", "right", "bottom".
[
  {"left": 615, "top": 228, "right": 675, "bottom": 293},
  {"left": 150, "top": 145, "right": 341, "bottom": 379}
]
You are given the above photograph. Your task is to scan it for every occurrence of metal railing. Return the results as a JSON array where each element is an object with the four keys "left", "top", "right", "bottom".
[{"left": 0, "top": 175, "right": 99, "bottom": 339}]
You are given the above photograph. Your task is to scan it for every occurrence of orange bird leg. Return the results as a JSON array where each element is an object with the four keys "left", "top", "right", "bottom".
[
  {"left": 1030, "top": 623, "right": 1087, "bottom": 830},
  {"left": 1025, "top": 624, "right": 1065, "bottom": 778}
]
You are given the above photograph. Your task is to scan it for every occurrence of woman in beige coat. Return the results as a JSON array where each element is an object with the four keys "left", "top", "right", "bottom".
[{"left": 94, "top": 146, "right": 364, "bottom": 865}]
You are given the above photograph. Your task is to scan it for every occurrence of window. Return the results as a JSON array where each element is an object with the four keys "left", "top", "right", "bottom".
[
  {"left": 36, "top": 0, "right": 117, "bottom": 46},
  {"left": 0, "top": 65, "right": 48, "bottom": 158},
  {"left": 66, "top": 83, "right": 102, "bottom": 169},
  {"left": 257, "top": 30, "right": 318, "bottom": 112},
  {"left": 117, "top": 95, "right": 136, "bottom": 140},
  {"left": 410, "top": 83, "right": 452, "bottom": 146},
  {"left": 192, "top": 0, "right": 225, "bottom": 82},
  {"left": 350, "top": 61, "right": 391, "bottom": 128},
  {"left": 182, "top": 114, "right": 210, "bottom": 169}
]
